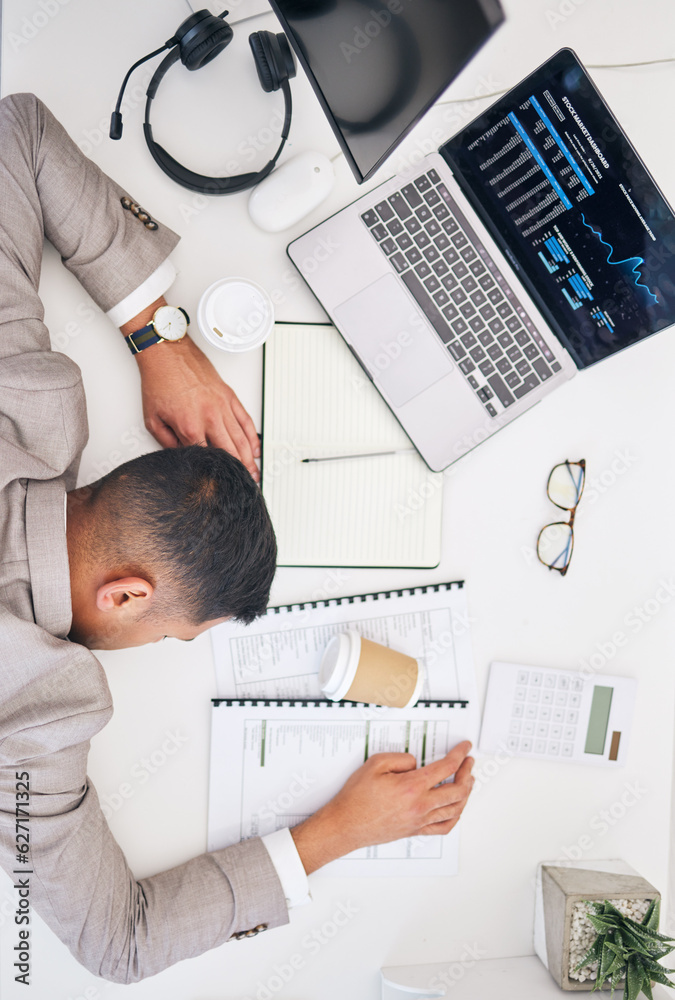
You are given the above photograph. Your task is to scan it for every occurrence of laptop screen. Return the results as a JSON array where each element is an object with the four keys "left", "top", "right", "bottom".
[{"left": 441, "top": 48, "right": 675, "bottom": 368}]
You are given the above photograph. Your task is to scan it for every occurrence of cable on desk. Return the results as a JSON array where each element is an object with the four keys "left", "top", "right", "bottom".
[{"left": 435, "top": 54, "right": 675, "bottom": 106}]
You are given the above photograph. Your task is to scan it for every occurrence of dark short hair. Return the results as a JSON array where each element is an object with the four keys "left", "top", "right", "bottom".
[{"left": 87, "top": 446, "right": 276, "bottom": 624}]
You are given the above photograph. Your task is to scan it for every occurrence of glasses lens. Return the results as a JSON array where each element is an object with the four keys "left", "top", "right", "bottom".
[
  {"left": 537, "top": 522, "right": 573, "bottom": 572},
  {"left": 548, "top": 461, "right": 585, "bottom": 510}
]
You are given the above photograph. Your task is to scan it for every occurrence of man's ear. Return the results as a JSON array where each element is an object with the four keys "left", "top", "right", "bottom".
[{"left": 96, "top": 577, "right": 154, "bottom": 613}]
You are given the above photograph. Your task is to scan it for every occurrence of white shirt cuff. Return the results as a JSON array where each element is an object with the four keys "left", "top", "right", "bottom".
[
  {"left": 261, "top": 828, "right": 312, "bottom": 909},
  {"left": 106, "top": 259, "right": 178, "bottom": 328}
]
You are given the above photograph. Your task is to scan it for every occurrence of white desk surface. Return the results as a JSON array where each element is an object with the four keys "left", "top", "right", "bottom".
[{"left": 2, "top": 1, "right": 675, "bottom": 998}]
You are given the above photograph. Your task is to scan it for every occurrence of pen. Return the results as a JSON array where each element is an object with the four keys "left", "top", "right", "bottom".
[{"left": 301, "top": 449, "right": 416, "bottom": 463}]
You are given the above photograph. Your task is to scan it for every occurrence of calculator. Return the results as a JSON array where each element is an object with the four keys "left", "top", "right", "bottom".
[{"left": 479, "top": 662, "right": 637, "bottom": 766}]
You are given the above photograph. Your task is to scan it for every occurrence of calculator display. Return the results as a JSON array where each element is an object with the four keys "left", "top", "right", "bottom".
[{"left": 584, "top": 686, "right": 613, "bottom": 755}]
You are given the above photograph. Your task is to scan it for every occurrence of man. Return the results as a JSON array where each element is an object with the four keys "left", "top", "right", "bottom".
[{"left": 0, "top": 93, "right": 475, "bottom": 983}]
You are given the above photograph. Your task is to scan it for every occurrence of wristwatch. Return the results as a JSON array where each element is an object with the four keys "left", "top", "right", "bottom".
[{"left": 124, "top": 305, "right": 190, "bottom": 355}]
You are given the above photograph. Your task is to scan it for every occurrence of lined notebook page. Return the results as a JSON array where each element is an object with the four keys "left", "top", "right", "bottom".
[{"left": 262, "top": 324, "right": 443, "bottom": 567}]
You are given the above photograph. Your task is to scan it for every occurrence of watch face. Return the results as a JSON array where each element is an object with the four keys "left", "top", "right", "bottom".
[{"left": 154, "top": 305, "right": 188, "bottom": 341}]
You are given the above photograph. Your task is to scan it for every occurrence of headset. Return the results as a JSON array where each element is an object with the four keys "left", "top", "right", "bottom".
[{"left": 110, "top": 9, "right": 296, "bottom": 195}]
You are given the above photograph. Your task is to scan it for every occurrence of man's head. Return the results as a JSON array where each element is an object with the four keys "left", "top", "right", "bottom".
[{"left": 66, "top": 446, "right": 276, "bottom": 650}]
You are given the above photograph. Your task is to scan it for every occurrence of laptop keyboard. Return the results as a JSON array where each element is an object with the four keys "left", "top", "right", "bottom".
[{"left": 360, "top": 168, "right": 562, "bottom": 417}]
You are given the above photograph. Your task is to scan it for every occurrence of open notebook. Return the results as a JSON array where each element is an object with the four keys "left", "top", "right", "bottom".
[{"left": 262, "top": 323, "right": 443, "bottom": 567}]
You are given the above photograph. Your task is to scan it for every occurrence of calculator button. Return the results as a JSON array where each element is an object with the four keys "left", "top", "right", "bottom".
[
  {"left": 569, "top": 693, "right": 581, "bottom": 708},
  {"left": 571, "top": 678, "right": 583, "bottom": 692},
  {"left": 527, "top": 689, "right": 541, "bottom": 703},
  {"left": 552, "top": 709, "right": 564, "bottom": 725},
  {"left": 566, "top": 710, "right": 579, "bottom": 725},
  {"left": 557, "top": 676, "right": 570, "bottom": 690},
  {"left": 511, "top": 704, "right": 524, "bottom": 718},
  {"left": 510, "top": 720, "right": 522, "bottom": 734},
  {"left": 531, "top": 672, "right": 543, "bottom": 687},
  {"left": 521, "top": 738, "right": 533, "bottom": 752},
  {"left": 523, "top": 721, "right": 535, "bottom": 737},
  {"left": 534, "top": 739, "right": 547, "bottom": 754},
  {"left": 554, "top": 692, "right": 568, "bottom": 707},
  {"left": 544, "top": 674, "right": 556, "bottom": 689},
  {"left": 550, "top": 725, "right": 562, "bottom": 739},
  {"left": 515, "top": 687, "right": 527, "bottom": 701},
  {"left": 541, "top": 690, "right": 553, "bottom": 705},
  {"left": 525, "top": 705, "right": 537, "bottom": 720},
  {"left": 539, "top": 706, "right": 552, "bottom": 722},
  {"left": 548, "top": 741, "right": 561, "bottom": 756},
  {"left": 562, "top": 742, "right": 574, "bottom": 757},
  {"left": 563, "top": 726, "right": 576, "bottom": 741},
  {"left": 536, "top": 723, "right": 549, "bottom": 738},
  {"left": 507, "top": 736, "right": 519, "bottom": 752},
  {"left": 517, "top": 670, "right": 529, "bottom": 684}
]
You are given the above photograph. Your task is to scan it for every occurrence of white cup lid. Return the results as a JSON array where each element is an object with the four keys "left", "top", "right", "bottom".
[
  {"left": 319, "top": 631, "right": 362, "bottom": 701},
  {"left": 197, "top": 277, "right": 274, "bottom": 352}
]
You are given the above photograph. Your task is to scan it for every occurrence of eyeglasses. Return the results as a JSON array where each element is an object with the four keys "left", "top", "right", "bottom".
[{"left": 536, "top": 459, "right": 586, "bottom": 576}]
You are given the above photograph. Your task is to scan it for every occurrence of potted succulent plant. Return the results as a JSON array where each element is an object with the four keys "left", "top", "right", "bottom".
[
  {"left": 573, "top": 899, "right": 675, "bottom": 999},
  {"left": 535, "top": 863, "right": 672, "bottom": 994}
]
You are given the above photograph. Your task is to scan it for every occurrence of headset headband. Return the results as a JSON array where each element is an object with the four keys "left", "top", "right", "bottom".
[
  {"left": 109, "top": 11, "right": 295, "bottom": 195},
  {"left": 142, "top": 47, "right": 292, "bottom": 195}
]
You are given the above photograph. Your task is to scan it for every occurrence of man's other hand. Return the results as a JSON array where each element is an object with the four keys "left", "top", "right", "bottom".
[
  {"left": 135, "top": 335, "right": 261, "bottom": 483},
  {"left": 290, "top": 741, "right": 474, "bottom": 875}
]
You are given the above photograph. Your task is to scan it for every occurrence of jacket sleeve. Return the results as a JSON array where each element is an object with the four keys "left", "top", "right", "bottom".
[{"left": 0, "top": 609, "right": 289, "bottom": 984}]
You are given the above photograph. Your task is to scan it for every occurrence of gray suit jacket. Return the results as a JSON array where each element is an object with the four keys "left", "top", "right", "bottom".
[{"left": 0, "top": 93, "right": 287, "bottom": 984}]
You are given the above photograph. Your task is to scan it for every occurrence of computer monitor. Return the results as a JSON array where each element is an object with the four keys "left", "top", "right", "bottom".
[{"left": 268, "top": 0, "right": 505, "bottom": 183}]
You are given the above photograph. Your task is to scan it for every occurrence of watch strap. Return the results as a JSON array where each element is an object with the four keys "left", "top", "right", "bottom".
[
  {"left": 125, "top": 323, "right": 164, "bottom": 354},
  {"left": 124, "top": 307, "right": 189, "bottom": 355}
]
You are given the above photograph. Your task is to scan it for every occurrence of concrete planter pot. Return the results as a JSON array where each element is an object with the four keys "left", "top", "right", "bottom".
[{"left": 536, "top": 863, "right": 660, "bottom": 992}]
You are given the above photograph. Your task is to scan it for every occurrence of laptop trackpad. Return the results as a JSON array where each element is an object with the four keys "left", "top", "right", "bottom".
[{"left": 334, "top": 274, "right": 453, "bottom": 407}]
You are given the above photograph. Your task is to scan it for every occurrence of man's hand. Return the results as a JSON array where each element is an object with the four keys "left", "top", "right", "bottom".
[
  {"left": 290, "top": 741, "right": 474, "bottom": 875},
  {"left": 135, "top": 334, "right": 261, "bottom": 482},
  {"left": 120, "top": 296, "right": 260, "bottom": 481}
]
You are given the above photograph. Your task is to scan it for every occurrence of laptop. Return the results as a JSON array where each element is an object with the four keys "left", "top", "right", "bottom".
[{"left": 287, "top": 49, "right": 675, "bottom": 472}]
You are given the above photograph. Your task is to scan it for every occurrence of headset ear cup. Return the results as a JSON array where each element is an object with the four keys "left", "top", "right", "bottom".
[
  {"left": 177, "top": 10, "right": 233, "bottom": 70},
  {"left": 183, "top": 23, "right": 233, "bottom": 69},
  {"left": 249, "top": 31, "right": 276, "bottom": 93},
  {"left": 249, "top": 31, "right": 296, "bottom": 92},
  {"left": 275, "top": 34, "right": 297, "bottom": 81}
]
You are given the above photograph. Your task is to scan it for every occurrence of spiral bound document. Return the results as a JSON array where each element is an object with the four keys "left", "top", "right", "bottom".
[
  {"left": 210, "top": 581, "right": 476, "bottom": 711},
  {"left": 208, "top": 697, "right": 475, "bottom": 877},
  {"left": 261, "top": 323, "right": 443, "bottom": 567},
  {"left": 208, "top": 584, "right": 478, "bottom": 876}
]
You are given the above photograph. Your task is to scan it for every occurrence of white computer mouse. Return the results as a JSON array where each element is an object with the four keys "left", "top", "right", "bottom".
[{"left": 248, "top": 151, "right": 335, "bottom": 233}]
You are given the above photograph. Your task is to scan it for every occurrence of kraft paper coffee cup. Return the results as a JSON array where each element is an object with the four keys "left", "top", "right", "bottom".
[
  {"left": 319, "top": 630, "right": 424, "bottom": 708},
  {"left": 197, "top": 277, "right": 274, "bottom": 352}
]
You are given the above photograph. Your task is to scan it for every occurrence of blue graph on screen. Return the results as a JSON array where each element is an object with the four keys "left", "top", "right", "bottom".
[{"left": 581, "top": 214, "right": 659, "bottom": 304}]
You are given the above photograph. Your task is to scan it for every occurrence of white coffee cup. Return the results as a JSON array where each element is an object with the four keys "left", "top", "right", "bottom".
[
  {"left": 319, "top": 630, "right": 424, "bottom": 708},
  {"left": 197, "top": 277, "right": 274, "bottom": 352}
]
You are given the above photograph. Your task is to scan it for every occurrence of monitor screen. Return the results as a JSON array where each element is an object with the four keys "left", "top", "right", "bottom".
[{"left": 269, "top": 0, "right": 505, "bottom": 183}]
